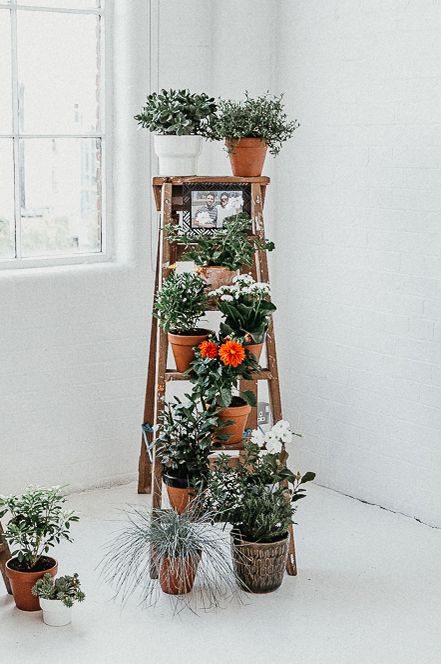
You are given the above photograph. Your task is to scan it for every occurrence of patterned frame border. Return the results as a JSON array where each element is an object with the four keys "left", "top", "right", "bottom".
[{"left": 182, "top": 182, "right": 252, "bottom": 235}]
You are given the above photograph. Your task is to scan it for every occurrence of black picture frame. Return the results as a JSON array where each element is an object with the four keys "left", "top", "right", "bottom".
[{"left": 182, "top": 182, "right": 251, "bottom": 235}]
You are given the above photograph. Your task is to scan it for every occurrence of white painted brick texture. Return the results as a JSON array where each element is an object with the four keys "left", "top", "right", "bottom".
[{"left": 275, "top": 0, "right": 441, "bottom": 526}]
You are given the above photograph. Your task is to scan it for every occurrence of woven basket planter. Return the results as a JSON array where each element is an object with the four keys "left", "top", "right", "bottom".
[{"left": 230, "top": 531, "right": 289, "bottom": 594}]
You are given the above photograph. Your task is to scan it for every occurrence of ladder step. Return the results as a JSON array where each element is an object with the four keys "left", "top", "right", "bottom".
[{"left": 164, "top": 369, "right": 273, "bottom": 381}]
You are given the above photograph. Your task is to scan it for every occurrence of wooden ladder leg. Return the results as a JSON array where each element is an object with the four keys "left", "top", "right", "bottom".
[
  {"left": 138, "top": 234, "right": 161, "bottom": 494},
  {"left": 252, "top": 182, "right": 298, "bottom": 577},
  {"left": 149, "top": 182, "right": 175, "bottom": 578},
  {"left": 0, "top": 523, "right": 12, "bottom": 594}
]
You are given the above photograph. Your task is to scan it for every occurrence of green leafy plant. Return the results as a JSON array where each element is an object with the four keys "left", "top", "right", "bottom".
[
  {"left": 0, "top": 487, "right": 79, "bottom": 571},
  {"left": 32, "top": 573, "right": 85, "bottom": 608},
  {"left": 134, "top": 89, "right": 218, "bottom": 137},
  {"left": 188, "top": 337, "right": 259, "bottom": 409},
  {"left": 154, "top": 271, "right": 208, "bottom": 334},
  {"left": 214, "top": 91, "right": 299, "bottom": 156},
  {"left": 100, "top": 505, "right": 239, "bottom": 610},
  {"left": 209, "top": 273, "right": 276, "bottom": 344},
  {"left": 165, "top": 213, "right": 274, "bottom": 271},
  {"left": 206, "top": 442, "right": 315, "bottom": 542},
  {"left": 156, "top": 395, "right": 219, "bottom": 483}
]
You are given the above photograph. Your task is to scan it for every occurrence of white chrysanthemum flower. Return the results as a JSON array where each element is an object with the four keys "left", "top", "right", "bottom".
[{"left": 221, "top": 294, "right": 234, "bottom": 302}]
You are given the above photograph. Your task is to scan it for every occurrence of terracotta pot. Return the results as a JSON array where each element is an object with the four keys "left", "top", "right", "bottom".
[
  {"left": 196, "top": 266, "right": 238, "bottom": 290},
  {"left": 163, "top": 473, "right": 194, "bottom": 514},
  {"left": 245, "top": 342, "right": 263, "bottom": 361},
  {"left": 226, "top": 138, "right": 268, "bottom": 177},
  {"left": 231, "top": 531, "right": 289, "bottom": 593},
  {"left": 168, "top": 329, "right": 212, "bottom": 373},
  {"left": 159, "top": 555, "right": 199, "bottom": 595},
  {"left": 218, "top": 399, "right": 251, "bottom": 445},
  {"left": 6, "top": 557, "right": 58, "bottom": 611}
]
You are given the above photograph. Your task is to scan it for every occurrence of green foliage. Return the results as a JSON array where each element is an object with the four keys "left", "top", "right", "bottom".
[
  {"left": 187, "top": 338, "right": 259, "bottom": 410},
  {"left": 214, "top": 91, "right": 300, "bottom": 156},
  {"left": 154, "top": 271, "right": 208, "bottom": 333},
  {"left": 165, "top": 213, "right": 274, "bottom": 271},
  {"left": 156, "top": 395, "right": 218, "bottom": 481},
  {"left": 134, "top": 89, "right": 218, "bottom": 137},
  {"left": 0, "top": 487, "right": 79, "bottom": 570},
  {"left": 209, "top": 274, "right": 276, "bottom": 344},
  {"left": 32, "top": 573, "right": 85, "bottom": 608},
  {"left": 206, "top": 443, "right": 315, "bottom": 542},
  {"left": 100, "top": 504, "right": 238, "bottom": 608}
]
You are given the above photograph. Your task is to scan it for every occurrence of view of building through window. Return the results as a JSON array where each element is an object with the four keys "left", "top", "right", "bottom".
[{"left": 0, "top": 1, "right": 105, "bottom": 263}]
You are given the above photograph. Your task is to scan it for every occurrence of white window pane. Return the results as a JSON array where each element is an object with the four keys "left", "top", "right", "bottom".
[
  {"left": 18, "top": 1, "right": 100, "bottom": 9},
  {"left": 20, "top": 138, "right": 102, "bottom": 257},
  {"left": 0, "top": 139, "right": 15, "bottom": 259},
  {"left": 17, "top": 12, "right": 102, "bottom": 134},
  {"left": 0, "top": 10, "right": 12, "bottom": 133}
]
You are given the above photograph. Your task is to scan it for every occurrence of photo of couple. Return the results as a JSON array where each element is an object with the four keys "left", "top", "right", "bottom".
[{"left": 191, "top": 190, "right": 244, "bottom": 229}]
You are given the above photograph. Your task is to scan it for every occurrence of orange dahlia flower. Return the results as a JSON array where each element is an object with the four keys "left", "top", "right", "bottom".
[
  {"left": 199, "top": 340, "right": 218, "bottom": 359},
  {"left": 219, "top": 340, "right": 245, "bottom": 367}
]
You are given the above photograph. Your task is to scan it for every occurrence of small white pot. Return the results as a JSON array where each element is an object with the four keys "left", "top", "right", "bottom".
[
  {"left": 39, "top": 598, "right": 72, "bottom": 627},
  {"left": 153, "top": 134, "right": 203, "bottom": 175}
]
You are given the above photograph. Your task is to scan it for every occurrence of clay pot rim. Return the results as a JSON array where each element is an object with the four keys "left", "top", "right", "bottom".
[
  {"left": 167, "top": 328, "right": 213, "bottom": 338},
  {"left": 162, "top": 471, "right": 192, "bottom": 489},
  {"left": 6, "top": 556, "right": 57, "bottom": 577},
  {"left": 220, "top": 397, "right": 251, "bottom": 412},
  {"left": 225, "top": 137, "right": 268, "bottom": 147},
  {"left": 231, "top": 531, "right": 288, "bottom": 547}
]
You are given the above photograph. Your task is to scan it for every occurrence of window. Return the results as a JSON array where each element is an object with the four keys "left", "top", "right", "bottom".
[{"left": 0, "top": 0, "right": 107, "bottom": 266}]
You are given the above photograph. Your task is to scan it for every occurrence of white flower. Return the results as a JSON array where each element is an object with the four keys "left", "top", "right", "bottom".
[
  {"left": 251, "top": 429, "right": 265, "bottom": 446},
  {"left": 273, "top": 419, "right": 291, "bottom": 432},
  {"left": 264, "top": 431, "right": 282, "bottom": 453},
  {"left": 221, "top": 294, "right": 234, "bottom": 302},
  {"left": 280, "top": 430, "right": 293, "bottom": 444}
]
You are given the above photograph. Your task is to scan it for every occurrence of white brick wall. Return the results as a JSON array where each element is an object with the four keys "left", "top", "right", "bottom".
[{"left": 275, "top": 0, "right": 441, "bottom": 526}]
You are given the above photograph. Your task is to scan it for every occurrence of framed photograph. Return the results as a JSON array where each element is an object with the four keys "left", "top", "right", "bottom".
[{"left": 182, "top": 182, "right": 251, "bottom": 234}]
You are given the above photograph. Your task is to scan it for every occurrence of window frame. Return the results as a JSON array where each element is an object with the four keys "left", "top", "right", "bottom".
[{"left": 0, "top": 0, "right": 112, "bottom": 270}]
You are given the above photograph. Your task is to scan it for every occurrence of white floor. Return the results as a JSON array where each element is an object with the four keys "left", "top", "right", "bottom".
[{"left": 1, "top": 482, "right": 440, "bottom": 664}]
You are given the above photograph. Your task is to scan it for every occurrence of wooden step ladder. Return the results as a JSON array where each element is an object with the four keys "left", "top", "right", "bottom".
[{"left": 138, "top": 176, "right": 297, "bottom": 576}]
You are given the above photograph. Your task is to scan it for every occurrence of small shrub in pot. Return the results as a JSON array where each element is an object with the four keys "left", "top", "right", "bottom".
[
  {"left": 214, "top": 91, "right": 300, "bottom": 176},
  {"left": 165, "top": 213, "right": 274, "bottom": 290},
  {"left": 156, "top": 395, "right": 219, "bottom": 512},
  {"left": 207, "top": 429, "right": 315, "bottom": 592},
  {"left": 0, "top": 486, "right": 79, "bottom": 611},
  {"left": 134, "top": 88, "right": 218, "bottom": 175},
  {"left": 154, "top": 271, "right": 211, "bottom": 372}
]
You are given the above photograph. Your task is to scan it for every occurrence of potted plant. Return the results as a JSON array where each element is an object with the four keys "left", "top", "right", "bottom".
[
  {"left": 32, "top": 573, "right": 85, "bottom": 626},
  {"left": 100, "top": 505, "right": 237, "bottom": 605},
  {"left": 166, "top": 213, "right": 274, "bottom": 290},
  {"left": 154, "top": 271, "right": 212, "bottom": 372},
  {"left": 188, "top": 337, "right": 259, "bottom": 445},
  {"left": 214, "top": 92, "right": 300, "bottom": 176},
  {"left": 134, "top": 88, "right": 217, "bottom": 175},
  {"left": 207, "top": 429, "right": 315, "bottom": 593},
  {"left": 208, "top": 273, "right": 276, "bottom": 361},
  {"left": 0, "top": 486, "right": 79, "bottom": 611},
  {"left": 156, "top": 395, "right": 219, "bottom": 513}
]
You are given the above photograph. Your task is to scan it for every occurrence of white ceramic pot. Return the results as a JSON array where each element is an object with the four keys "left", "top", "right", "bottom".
[
  {"left": 153, "top": 134, "right": 203, "bottom": 175},
  {"left": 39, "top": 598, "right": 72, "bottom": 626}
]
